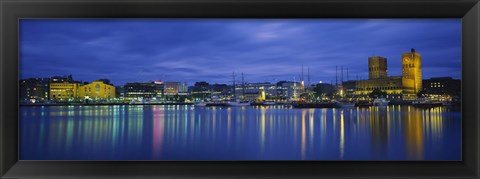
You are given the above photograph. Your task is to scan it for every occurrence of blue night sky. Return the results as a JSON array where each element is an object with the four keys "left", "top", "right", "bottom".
[{"left": 20, "top": 19, "right": 461, "bottom": 86}]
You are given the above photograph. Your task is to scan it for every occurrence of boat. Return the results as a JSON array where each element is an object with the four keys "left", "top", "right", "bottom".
[
  {"left": 339, "top": 102, "right": 355, "bottom": 108},
  {"left": 292, "top": 101, "right": 341, "bottom": 108},
  {"left": 412, "top": 98, "right": 443, "bottom": 108},
  {"left": 194, "top": 102, "right": 208, "bottom": 107},
  {"left": 276, "top": 101, "right": 292, "bottom": 105},
  {"left": 442, "top": 101, "right": 452, "bottom": 106},
  {"left": 205, "top": 101, "right": 228, "bottom": 107},
  {"left": 262, "top": 100, "right": 276, "bottom": 105},
  {"left": 373, "top": 98, "right": 389, "bottom": 106},
  {"left": 250, "top": 100, "right": 275, "bottom": 106},
  {"left": 355, "top": 100, "right": 372, "bottom": 107},
  {"left": 225, "top": 72, "right": 251, "bottom": 107},
  {"left": 226, "top": 100, "right": 251, "bottom": 107}
]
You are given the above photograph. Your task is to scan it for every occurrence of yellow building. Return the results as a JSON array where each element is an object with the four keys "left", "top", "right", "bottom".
[
  {"left": 78, "top": 81, "right": 116, "bottom": 100},
  {"left": 353, "top": 49, "right": 422, "bottom": 101},
  {"left": 355, "top": 76, "right": 404, "bottom": 100},
  {"left": 368, "top": 56, "right": 388, "bottom": 79},
  {"left": 49, "top": 82, "right": 80, "bottom": 101},
  {"left": 402, "top": 48, "right": 422, "bottom": 100}
]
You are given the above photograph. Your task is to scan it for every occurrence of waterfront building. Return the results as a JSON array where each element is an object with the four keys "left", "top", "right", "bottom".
[
  {"left": 96, "top": 79, "right": 112, "bottom": 85},
  {"left": 355, "top": 77, "right": 403, "bottom": 100},
  {"left": 210, "top": 84, "right": 230, "bottom": 101},
  {"left": 164, "top": 82, "right": 188, "bottom": 96},
  {"left": 178, "top": 82, "right": 188, "bottom": 95},
  {"left": 44, "top": 75, "right": 86, "bottom": 102},
  {"left": 243, "top": 92, "right": 264, "bottom": 102},
  {"left": 312, "top": 82, "right": 337, "bottom": 100},
  {"left": 402, "top": 48, "right": 422, "bottom": 99},
  {"left": 116, "top": 86, "right": 124, "bottom": 100},
  {"left": 50, "top": 75, "right": 74, "bottom": 83},
  {"left": 164, "top": 82, "right": 178, "bottom": 96},
  {"left": 368, "top": 56, "right": 388, "bottom": 79},
  {"left": 341, "top": 80, "right": 357, "bottom": 99},
  {"left": 353, "top": 49, "right": 422, "bottom": 101},
  {"left": 235, "top": 82, "right": 277, "bottom": 101},
  {"left": 124, "top": 82, "right": 159, "bottom": 101},
  {"left": 19, "top": 78, "right": 50, "bottom": 102},
  {"left": 276, "top": 81, "right": 304, "bottom": 100},
  {"left": 152, "top": 80, "right": 165, "bottom": 100},
  {"left": 49, "top": 82, "right": 81, "bottom": 102},
  {"left": 78, "top": 80, "right": 116, "bottom": 100},
  {"left": 191, "top": 81, "right": 211, "bottom": 102},
  {"left": 422, "top": 77, "right": 461, "bottom": 101}
]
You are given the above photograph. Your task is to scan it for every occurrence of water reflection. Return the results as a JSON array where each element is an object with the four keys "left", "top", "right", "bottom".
[
  {"left": 404, "top": 108, "right": 424, "bottom": 159},
  {"left": 20, "top": 105, "right": 461, "bottom": 160}
]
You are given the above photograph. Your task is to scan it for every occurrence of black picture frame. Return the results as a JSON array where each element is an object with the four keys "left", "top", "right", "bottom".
[{"left": 1, "top": 0, "right": 479, "bottom": 178}]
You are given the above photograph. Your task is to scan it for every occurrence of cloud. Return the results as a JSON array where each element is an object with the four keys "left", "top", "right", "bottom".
[{"left": 20, "top": 19, "right": 461, "bottom": 86}]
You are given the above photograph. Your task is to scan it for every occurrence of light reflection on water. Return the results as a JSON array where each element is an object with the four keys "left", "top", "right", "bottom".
[{"left": 20, "top": 105, "right": 461, "bottom": 160}]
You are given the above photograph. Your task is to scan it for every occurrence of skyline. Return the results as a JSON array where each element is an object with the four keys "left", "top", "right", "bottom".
[{"left": 20, "top": 19, "right": 461, "bottom": 86}]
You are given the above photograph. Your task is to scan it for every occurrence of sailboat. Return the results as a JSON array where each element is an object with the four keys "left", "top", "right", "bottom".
[{"left": 227, "top": 72, "right": 250, "bottom": 107}]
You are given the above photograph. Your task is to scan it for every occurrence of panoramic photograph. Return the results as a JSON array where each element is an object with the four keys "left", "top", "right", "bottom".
[{"left": 19, "top": 19, "right": 461, "bottom": 160}]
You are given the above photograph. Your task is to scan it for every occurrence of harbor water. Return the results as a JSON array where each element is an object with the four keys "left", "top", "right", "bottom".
[{"left": 20, "top": 105, "right": 461, "bottom": 160}]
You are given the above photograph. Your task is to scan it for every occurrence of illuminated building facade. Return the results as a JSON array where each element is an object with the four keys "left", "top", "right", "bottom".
[
  {"left": 422, "top": 77, "right": 461, "bottom": 101},
  {"left": 190, "top": 81, "right": 211, "bottom": 102},
  {"left": 49, "top": 82, "right": 81, "bottom": 101},
  {"left": 276, "top": 81, "right": 304, "bottom": 100},
  {"left": 352, "top": 49, "right": 423, "bottom": 100},
  {"left": 243, "top": 92, "right": 264, "bottom": 102},
  {"left": 341, "top": 80, "right": 357, "bottom": 99},
  {"left": 78, "top": 81, "right": 116, "bottom": 100},
  {"left": 235, "top": 82, "right": 277, "bottom": 101},
  {"left": 164, "top": 82, "right": 188, "bottom": 96},
  {"left": 163, "top": 82, "right": 188, "bottom": 102},
  {"left": 313, "top": 82, "right": 336, "bottom": 98},
  {"left": 402, "top": 48, "right": 422, "bottom": 99},
  {"left": 210, "top": 84, "right": 230, "bottom": 100},
  {"left": 124, "top": 82, "right": 158, "bottom": 101},
  {"left": 152, "top": 81, "right": 165, "bottom": 99},
  {"left": 368, "top": 56, "right": 388, "bottom": 79},
  {"left": 19, "top": 78, "right": 50, "bottom": 102},
  {"left": 50, "top": 75, "right": 73, "bottom": 83},
  {"left": 355, "top": 77, "right": 404, "bottom": 100},
  {"left": 178, "top": 82, "right": 188, "bottom": 95},
  {"left": 164, "top": 82, "right": 178, "bottom": 95}
]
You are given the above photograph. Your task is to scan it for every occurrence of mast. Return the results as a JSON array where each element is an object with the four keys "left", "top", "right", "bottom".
[
  {"left": 232, "top": 72, "right": 236, "bottom": 100},
  {"left": 335, "top": 65, "right": 338, "bottom": 87},
  {"left": 347, "top": 68, "right": 349, "bottom": 81},
  {"left": 301, "top": 64, "right": 304, "bottom": 82},
  {"left": 307, "top": 67, "right": 310, "bottom": 89},
  {"left": 341, "top": 65, "right": 344, "bottom": 84},
  {"left": 241, "top": 72, "right": 245, "bottom": 100},
  {"left": 293, "top": 76, "right": 296, "bottom": 99}
]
